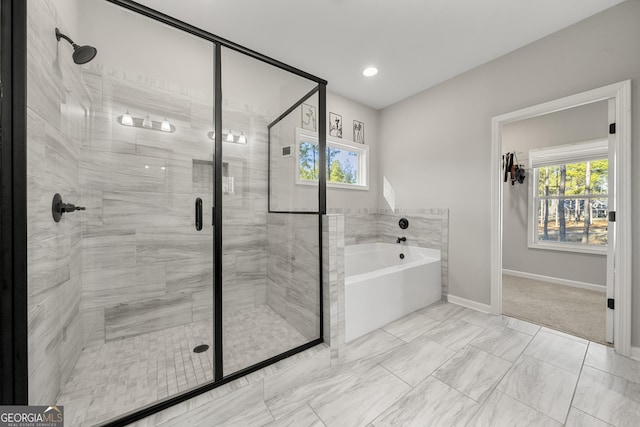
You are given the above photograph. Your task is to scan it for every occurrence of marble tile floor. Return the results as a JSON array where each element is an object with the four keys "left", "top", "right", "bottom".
[
  {"left": 57, "top": 305, "right": 308, "bottom": 426},
  {"left": 130, "top": 302, "right": 640, "bottom": 427}
]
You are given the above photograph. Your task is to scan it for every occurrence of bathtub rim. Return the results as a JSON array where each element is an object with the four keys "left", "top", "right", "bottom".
[{"left": 345, "top": 242, "right": 441, "bottom": 285}]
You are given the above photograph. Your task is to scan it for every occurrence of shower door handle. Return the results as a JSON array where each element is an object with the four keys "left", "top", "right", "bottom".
[{"left": 195, "top": 198, "right": 203, "bottom": 231}]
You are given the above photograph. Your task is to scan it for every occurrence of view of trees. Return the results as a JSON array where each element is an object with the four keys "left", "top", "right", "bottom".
[
  {"left": 299, "top": 142, "right": 358, "bottom": 184},
  {"left": 536, "top": 159, "right": 608, "bottom": 245},
  {"left": 299, "top": 142, "right": 319, "bottom": 180}
]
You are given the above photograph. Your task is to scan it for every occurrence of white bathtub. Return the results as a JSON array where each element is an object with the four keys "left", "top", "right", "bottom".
[{"left": 345, "top": 243, "right": 441, "bottom": 342}]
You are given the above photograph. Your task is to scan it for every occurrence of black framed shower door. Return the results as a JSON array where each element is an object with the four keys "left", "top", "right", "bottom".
[{"left": 1, "top": 0, "right": 327, "bottom": 425}]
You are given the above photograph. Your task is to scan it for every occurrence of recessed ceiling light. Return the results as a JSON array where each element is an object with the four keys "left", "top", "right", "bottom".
[{"left": 362, "top": 66, "right": 378, "bottom": 77}]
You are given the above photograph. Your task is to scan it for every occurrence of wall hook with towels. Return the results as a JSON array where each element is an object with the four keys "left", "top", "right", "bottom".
[{"left": 502, "top": 151, "right": 526, "bottom": 185}]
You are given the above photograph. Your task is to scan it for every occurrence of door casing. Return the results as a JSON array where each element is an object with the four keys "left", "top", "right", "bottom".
[{"left": 490, "top": 80, "right": 632, "bottom": 356}]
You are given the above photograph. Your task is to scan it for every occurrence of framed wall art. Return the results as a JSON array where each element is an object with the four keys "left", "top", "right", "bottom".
[
  {"left": 329, "top": 112, "right": 342, "bottom": 138},
  {"left": 353, "top": 120, "right": 364, "bottom": 144},
  {"left": 301, "top": 103, "right": 317, "bottom": 131}
]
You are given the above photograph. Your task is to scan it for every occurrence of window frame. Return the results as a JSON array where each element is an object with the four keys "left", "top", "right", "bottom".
[
  {"left": 295, "top": 127, "right": 369, "bottom": 190},
  {"left": 527, "top": 139, "right": 609, "bottom": 255}
]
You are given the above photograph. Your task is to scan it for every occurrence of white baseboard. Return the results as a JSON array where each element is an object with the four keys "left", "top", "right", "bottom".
[
  {"left": 502, "top": 269, "right": 606, "bottom": 293},
  {"left": 631, "top": 346, "right": 640, "bottom": 362},
  {"left": 446, "top": 294, "right": 492, "bottom": 314}
]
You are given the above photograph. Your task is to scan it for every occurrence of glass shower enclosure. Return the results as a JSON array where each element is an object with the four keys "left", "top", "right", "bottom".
[{"left": 23, "top": 0, "right": 326, "bottom": 424}]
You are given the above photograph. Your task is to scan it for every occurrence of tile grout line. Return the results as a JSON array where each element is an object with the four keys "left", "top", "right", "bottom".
[
  {"left": 461, "top": 389, "right": 486, "bottom": 427},
  {"left": 479, "top": 326, "right": 566, "bottom": 423},
  {"left": 564, "top": 340, "right": 591, "bottom": 424},
  {"left": 477, "top": 350, "right": 515, "bottom": 404},
  {"left": 308, "top": 403, "right": 328, "bottom": 427},
  {"left": 438, "top": 345, "right": 517, "bottom": 407},
  {"left": 377, "top": 361, "right": 414, "bottom": 389},
  {"left": 584, "top": 358, "right": 640, "bottom": 385},
  {"left": 381, "top": 337, "right": 462, "bottom": 392},
  {"left": 467, "top": 336, "right": 530, "bottom": 365},
  {"left": 510, "top": 325, "right": 542, "bottom": 364},
  {"left": 538, "top": 326, "right": 591, "bottom": 345},
  {"left": 517, "top": 327, "right": 590, "bottom": 377},
  {"left": 261, "top": 379, "right": 277, "bottom": 424},
  {"left": 518, "top": 352, "right": 584, "bottom": 377},
  {"left": 491, "top": 365, "right": 567, "bottom": 425},
  {"left": 363, "top": 363, "right": 417, "bottom": 425},
  {"left": 567, "top": 407, "right": 615, "bottom": 427}
]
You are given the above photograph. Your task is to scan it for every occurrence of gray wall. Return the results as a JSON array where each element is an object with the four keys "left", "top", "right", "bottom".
[
  {"left": 502, "top": 101, "right": 608, "bottom": 285},
  {"left": 378, "top": 0, "right": 640, "bottom": 345},
  {"left": 326, "top": 92, "right": 380, "bottom": 209}
]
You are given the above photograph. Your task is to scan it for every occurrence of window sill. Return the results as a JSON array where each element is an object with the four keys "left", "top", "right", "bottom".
[
  {"left": 296, "top": 180, "right": 369, "bottom": 191},
  {"left": 329, "top": 183, "right": 369, "bottom": 191},
  {"left": 528, "top": 241, "right": 607, "bottom": 255}
]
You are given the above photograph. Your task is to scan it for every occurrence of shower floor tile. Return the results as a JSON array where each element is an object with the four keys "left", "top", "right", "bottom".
[
  {"left": 223, "top": 305, "right": 309, "bottom": 374},
  {"left": 57, "top": 305, "right": 307, "bottom": 426}
]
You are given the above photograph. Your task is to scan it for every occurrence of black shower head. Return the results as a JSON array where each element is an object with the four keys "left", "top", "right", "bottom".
[
  {"left": 72, "top": 45, "right": 97, "bottom": 65},
  {"left": 55, "top": 28, "right": 97, "bottom": 65}
]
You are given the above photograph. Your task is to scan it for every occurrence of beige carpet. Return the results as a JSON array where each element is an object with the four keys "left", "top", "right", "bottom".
[{"left": 502, "top": 274, "right": 608, "bottom": 344}]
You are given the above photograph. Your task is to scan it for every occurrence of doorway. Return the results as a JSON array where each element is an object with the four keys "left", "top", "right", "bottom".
[
  {"left": 500, "top": 101, "right": 609, "bottom": 343},
  {"left": 490, "top": 81, "right": 632, "bottom": 356}
]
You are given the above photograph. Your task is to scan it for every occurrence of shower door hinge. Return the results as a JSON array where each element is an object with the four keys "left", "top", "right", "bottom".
[
  {"left": 609, "top": 123, "right": 616, "bottom": 134},
  {"left": 607, "top": 298, "right": 615, "bottom": 310},
  {"left": 608, "top": 211, "right": 616, "bottom": 222}
]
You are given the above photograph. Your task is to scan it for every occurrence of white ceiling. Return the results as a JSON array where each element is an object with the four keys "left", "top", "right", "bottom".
[{"left": 136, "top": 0, "right": 624, "bottom": 110}]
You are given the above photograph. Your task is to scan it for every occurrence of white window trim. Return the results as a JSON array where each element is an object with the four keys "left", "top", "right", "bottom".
[
  {"left": 527, "top": 138, "right": 608, "bottom": 255},
  {"left": 295, "top": 127, "right": 369, "bottom": 190}
]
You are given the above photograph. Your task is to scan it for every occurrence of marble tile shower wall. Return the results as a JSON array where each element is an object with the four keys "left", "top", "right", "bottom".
[
  {"left": 26, "top": 0, "right": 90, "bottom": 404},
  {"left": 78, "top": 66, "right": 270, "bottom": 346},
  {"left": 221, "top": 110, "right": 270, "bottom": 313},
  {"left": 330, "top": 208, "right": 449, "bottom": 296},
  {"left": 79, "top": 67, "right": 213, "bottom": 346},
  {"left": 266, "top": 214, "right": 321, "bottom": 341}
]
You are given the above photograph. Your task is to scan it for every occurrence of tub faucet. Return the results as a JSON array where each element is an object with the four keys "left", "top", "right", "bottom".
[{"left": 396, "top": 236, "right": 406, "bottom": 243}]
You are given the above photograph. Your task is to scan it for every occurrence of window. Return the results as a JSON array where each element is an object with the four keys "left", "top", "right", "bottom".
[
  {"left": 528, "top": 139, "right": 608, "bottom": 254},
  {"left": 295, "top": 128, "right": 369, "bottom": 189}
]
